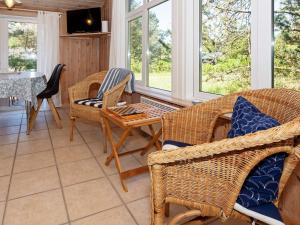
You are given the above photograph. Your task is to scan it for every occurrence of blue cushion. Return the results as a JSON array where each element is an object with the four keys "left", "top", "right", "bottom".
[
  {"left": 162, "top": 140, "right": 192, "bottom": 150},
  {"left": 234, "top": 203, "right": 284, "bottom": 225},
  {"left": 228, "top": 96, "right": 286, "bottom": 208}
]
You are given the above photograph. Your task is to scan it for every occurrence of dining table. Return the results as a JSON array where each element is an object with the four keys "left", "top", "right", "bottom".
[{"left": 0, "top": 72, "right": 47, "bottom": 134}]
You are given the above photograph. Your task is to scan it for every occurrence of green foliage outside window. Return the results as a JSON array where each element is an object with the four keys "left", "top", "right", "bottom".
[
  {"left": 8, "top": 21, "right": 37, "bottom": 72},
  {"left": 274, "top": 0, "right": 300, "bottom": 90}
]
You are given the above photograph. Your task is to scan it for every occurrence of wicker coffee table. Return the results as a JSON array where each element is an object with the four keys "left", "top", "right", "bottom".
[{"left": 100, "top": 103, "right": 174, "bottom": 192}]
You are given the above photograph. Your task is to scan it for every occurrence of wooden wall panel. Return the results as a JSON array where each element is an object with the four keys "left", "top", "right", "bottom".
[
  {"left": 60, "top": 38, "right": 100, "bottom": 103},
  {"left": 59, "top": 0, "right": 112, "bottom": 104}
]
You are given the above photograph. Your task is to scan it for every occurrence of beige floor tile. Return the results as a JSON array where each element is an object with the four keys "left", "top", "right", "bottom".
[
  {"left": 49, "top": 127, "right": 78, "bottom": 137},
  {"left": 14, "top": 151, "right": 55, "bottom": 173},
  {"left": 20, "top": 122, "right": 48, "bottom": 132},
  {"left": 124, "top": 135, "right": 150, "bottom": 150},
  {"left": 17, "top": 139, "right": 52, "bottom": 155},
  {"left": 54, "top": 144, "right": 92, "bottom": 164},
  {"left": 71, "top": 206, "right": 136, "bottom": 225},
  {"left": 58, "top": 158, "right": 104, "bottom": 186},
  {"left": 0, "top": 144, "right": 16, "bottom": 160},
  {"left": 0, "top": 118, "right": 21, "bottom": 128},
  {"left": 0, "top": 134, "right": 18, "bottom": 145},
  {"left": 51, "top": 133, "right": 84, "bottom": 149},
  {"left": 21, "top": 115, "right": 45, "bottom": 125},
  {"left": 80, "top": 130, "right": 104, "bottom": 143},
  {"left": 0, "top": 176, "right": 10, "bottom": 201},
  {"left": 109, "top": 173, "right": 150, "bottom": 203},
  {"left": 47, "top": 119, "right": 70, "bottom": 129},
  {"left": 9, "top": 166, "right": 60, "bottom": 199},
  {"left": 0, "top": 202, "right": 5, "bottom": 224},
  {"left": 19, "top": 130, "right": 49, "bottom": 142},
  {"left": 4, "top": 190, "right": 68, "bottom": 225},
  {"left": 87, "top": 141, "right": 106, "bottom": 157},
  {"left": 127, "top": 197, "right": 151, "bottom": 225},
  {"left": 0, "top": 157, "right": 14, "bottom": 176},
  {"left": 75, "top": 121, "right": 100, "bottom": 132},
  {"left": 64, "top": 178, "right": 122, "bottom": 220},
  {"left": 0, "top": 126, "right": 19, "bottom": 136},
  {"left": 97, "top": 154, "right": 141, "bottom": 176}
]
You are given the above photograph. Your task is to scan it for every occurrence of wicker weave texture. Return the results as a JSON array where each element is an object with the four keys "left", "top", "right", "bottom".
[{"left": 148, "top": 88, "right": 300, "bottom": 225}]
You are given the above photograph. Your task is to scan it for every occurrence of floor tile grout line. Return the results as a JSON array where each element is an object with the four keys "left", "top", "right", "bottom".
[
  {"left": 74, "top": 123, "right": 140, "bottom": 225},
  {"left": 7, "top": 187, "right": 61, "bottom": 202},
  {"left": 44, "top": 110, "right": 72, "bottom": 224},
  {"left": 1, "top": 111, "right": 26, "bottom": 225}
]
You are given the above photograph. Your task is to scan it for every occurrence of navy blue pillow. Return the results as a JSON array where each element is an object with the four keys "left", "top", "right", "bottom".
[{"left": 228, "top": 96, "right": 286, "bottom": 208}]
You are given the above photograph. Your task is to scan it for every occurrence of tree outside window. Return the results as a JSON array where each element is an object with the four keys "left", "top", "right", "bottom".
[{"left": 8, "top": 21, "right": 37, "bottom": 72}]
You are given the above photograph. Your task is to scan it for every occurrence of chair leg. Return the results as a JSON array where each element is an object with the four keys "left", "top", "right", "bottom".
[
  {"left": 101, "top": 119, "right": 108, "bottom": 153},
  {"left": 47, "top": 98, "right": 62, "bottom": 129},
  {"left": 29, "top": 98, "right": 43, "bottom": 132},
  {"left": 70, "top": 117, "right": 76, "bottom": 141}
]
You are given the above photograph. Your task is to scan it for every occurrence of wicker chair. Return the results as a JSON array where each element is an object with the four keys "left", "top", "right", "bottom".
[
  {"left": 148, "top": 89, "right": 300, "bottom": 225},
  {"left": 69, "top": 71, "right": 131, "bottom": 153}
]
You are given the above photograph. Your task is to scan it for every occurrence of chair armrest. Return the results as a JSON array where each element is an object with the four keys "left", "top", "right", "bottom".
[{"left": 149, "top": 117, "right": 300, "bottom": 165}]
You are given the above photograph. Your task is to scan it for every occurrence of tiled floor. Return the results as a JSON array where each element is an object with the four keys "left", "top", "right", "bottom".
[{"left": 0, "top": 106, "right": 248, "bottom": 225}]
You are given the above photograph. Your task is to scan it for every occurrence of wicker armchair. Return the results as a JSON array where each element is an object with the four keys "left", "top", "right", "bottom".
[
  {"left": 148, "top": 89, "right": 300, "bottom": 225},
  {"left": 69, "top": 71, "right": 131, "bottom": 152}
]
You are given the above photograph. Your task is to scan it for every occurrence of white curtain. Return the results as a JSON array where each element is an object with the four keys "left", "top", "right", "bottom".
[
  {"left": 109, "top": 0, "right": 126, "bottom": 68},
  {"left": 37, "top": 11, "right": 61, "bottom": 106},
  {"left": 0, "top": 19, "right": 8, "bottom": 73}
]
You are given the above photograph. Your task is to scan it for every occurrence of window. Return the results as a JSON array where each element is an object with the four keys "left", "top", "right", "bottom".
[
  {"left": 148, "top": 1, "right": 172, "bottom": 91},
  {"left": 128, "top": 17, "right": 143, "bottom": 80},
  {"left": 274, "top": 0, "right": 300, "bottom": 90},
  {"left": 200, "top": 0, "right": 251, "bottom": 95},
  {"left": 128, "top": 0, "right": 143, "bottom": 12},
  {"left": 8, "top": 21, "right": 37, "bottom": 72},
  {"left": 127, "top": 0, "right": 172, "bottom": 92}
]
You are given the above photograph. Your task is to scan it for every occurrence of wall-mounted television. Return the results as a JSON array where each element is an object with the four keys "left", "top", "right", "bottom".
[{"left": 67, "top": 8, "right": 102, "bottom": 34}]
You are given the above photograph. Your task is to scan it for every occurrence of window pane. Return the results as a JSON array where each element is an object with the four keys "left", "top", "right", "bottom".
[
  {"left": 128, "top": 17, "right": 143, "bottom": 80},
  {"left": 274, "top": 0, "right": 300, "bottom": 90},
  {"left": 148, "top": 0, "right": 172, "bottom": 91},
  {"left": 201, "top": 0, "right": 251, "bottom": 95},
  {"left": 128, "top": 0, "right": 143, "bottom": 12},
  {"left": 8, "top": 21, "right": 37, "bottom": 72}
]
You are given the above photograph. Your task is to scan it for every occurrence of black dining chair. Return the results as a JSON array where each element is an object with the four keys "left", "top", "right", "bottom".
[{"left": 29, "top": 64, "right": 65, "bottom": 131}]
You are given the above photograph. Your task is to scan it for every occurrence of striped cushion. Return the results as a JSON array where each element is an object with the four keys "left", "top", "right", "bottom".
[
  {"left": 74, "top": 98, "right": 103, "bottom": 108},
  {"left": 96, "top": 68, "right": 134, "bottom": 100}
]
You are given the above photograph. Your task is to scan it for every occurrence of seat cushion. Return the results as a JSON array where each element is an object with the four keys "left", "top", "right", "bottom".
[
  {"left": 162, "top": 140, "right": 192, "bottom": 151},
  {"left": 74, "top": 98, "right": 103, "bottom": 108},
  {"left": 234, "top": 203, "right": 284, "bottom": 225},
  {"left": 228, "top": 96, "right": 286, "bottom": 208}
]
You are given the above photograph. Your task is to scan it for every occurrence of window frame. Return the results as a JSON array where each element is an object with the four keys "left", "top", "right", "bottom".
[
  {"left": 126, "top": 0, "right": 173, "bottom": 96},
  {"left": 0, "top": 15, "right": 37, "bottom": 73},
  {"left": 194, "top": 0, "right": 274, "bottom": 101}
]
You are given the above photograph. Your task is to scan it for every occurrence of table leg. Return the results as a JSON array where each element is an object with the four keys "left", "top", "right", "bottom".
[
  {"left": 148, "top": 124, "right": 161, "bottom": 150},
  {"left": 102, "top": 118, "right": 130, "bottom": 192},
  {"left": 141, "top": 128, "right": 162, "bottom": 156},
  {"left": 25, "top": 101, "right": 32, "bottom": 135}
]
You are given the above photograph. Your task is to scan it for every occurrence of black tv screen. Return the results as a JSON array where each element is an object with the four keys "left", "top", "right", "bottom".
[{"left": 67, "top": 8, "right": 102, "bottom": 34}]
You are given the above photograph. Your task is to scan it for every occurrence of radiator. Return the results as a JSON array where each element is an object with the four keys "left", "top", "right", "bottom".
[{"left": 140, "top": 96, "right": 179, "bottom": 139}]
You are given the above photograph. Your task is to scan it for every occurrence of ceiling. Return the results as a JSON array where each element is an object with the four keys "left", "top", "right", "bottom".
[{"left": 0, "top": 0, "right": 106, "bottom": 11}]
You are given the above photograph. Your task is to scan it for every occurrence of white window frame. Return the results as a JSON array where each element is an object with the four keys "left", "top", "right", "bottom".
[
  {"left": 193, "top": 0, "right": 274, "bottom": 101},
  {"left": 0, "top": 15, "right": 37, "bottom": 72},
  {"left": 126, "top": 0, "right": 173, "bottom": 98}
]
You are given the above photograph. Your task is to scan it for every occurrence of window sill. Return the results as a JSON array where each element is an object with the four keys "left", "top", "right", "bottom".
[{"left": 135, "top": 85, "right": 193, "bottom": 107}]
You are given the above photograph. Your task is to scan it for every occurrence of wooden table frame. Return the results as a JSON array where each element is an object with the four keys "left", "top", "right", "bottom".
[{"left": 100, "top": 104, "right": 165, "bottom": 192}]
